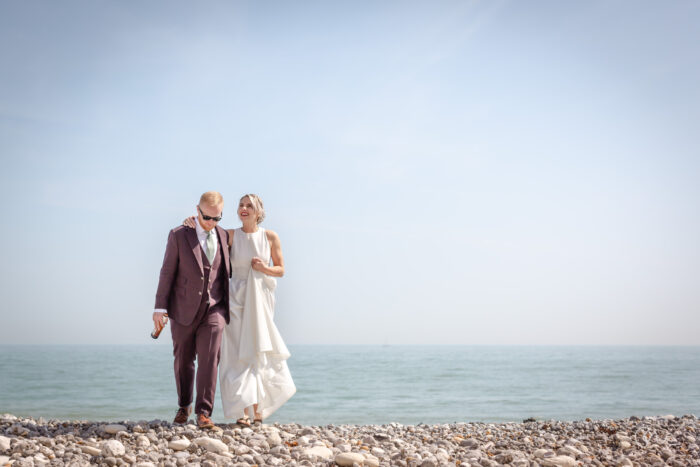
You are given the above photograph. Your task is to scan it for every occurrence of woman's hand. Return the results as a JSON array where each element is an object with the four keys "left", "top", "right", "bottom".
[
  {"left": 183, "top": 216, "right": 196, "bottom": 228},
  {"left": 251, "top": 257, "right": 267, "bottom": 273}
]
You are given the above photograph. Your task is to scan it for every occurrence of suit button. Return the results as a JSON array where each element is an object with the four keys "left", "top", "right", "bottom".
[
  {"left": 201, "top": 277, "right": 204, "bottom": 280},
  {"left": 198, "top": 291, "right": 202, "bottom": 295}
]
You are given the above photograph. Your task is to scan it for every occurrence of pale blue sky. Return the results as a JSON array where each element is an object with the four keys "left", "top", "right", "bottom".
[{"left": 1, "top": 0, "right": 698, "bottom": 345}]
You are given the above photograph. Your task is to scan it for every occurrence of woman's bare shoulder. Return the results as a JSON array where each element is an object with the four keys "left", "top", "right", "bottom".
[{"left": 265, "top": 229, "right": 280, "bottom": 242}]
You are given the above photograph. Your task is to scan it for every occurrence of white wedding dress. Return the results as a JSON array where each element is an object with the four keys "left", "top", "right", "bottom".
[{"left": 219, "top": 227, "right": 296, "bottom": 420}]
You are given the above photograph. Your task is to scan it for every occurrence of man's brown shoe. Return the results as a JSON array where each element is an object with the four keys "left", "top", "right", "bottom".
[
  {"left": 173, "top": 406, "right": 191, "bottom": 425},
  {"left": 197, "top": 413, "right": 215, "bottom": 429}
]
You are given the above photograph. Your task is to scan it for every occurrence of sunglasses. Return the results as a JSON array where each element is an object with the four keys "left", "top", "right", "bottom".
[{"left": 198, "top": 206, "right": 223, "bottom": 222}]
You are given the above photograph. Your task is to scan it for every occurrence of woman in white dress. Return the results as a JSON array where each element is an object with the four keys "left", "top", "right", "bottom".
[{"left": 185, "top": 194, "right": 295, "bottom": 426}]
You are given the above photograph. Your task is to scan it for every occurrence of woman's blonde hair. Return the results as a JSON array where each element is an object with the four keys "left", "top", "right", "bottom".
[{"left": 241, "top": 194, "right": 265, "bottom": 224}]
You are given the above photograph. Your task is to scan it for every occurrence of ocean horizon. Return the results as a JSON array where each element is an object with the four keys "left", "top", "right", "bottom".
[{"left": 1, "top": 344, "right": 698, "bottom": 425}]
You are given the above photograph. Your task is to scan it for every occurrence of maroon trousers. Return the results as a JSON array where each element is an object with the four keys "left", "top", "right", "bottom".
[{"left": 170, "top": 301, "right": 227, "bottom": 416}]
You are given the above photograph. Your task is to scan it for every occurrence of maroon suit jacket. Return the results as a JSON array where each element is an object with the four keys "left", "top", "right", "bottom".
[{"left": 155, "top": 225, "right": 231, "bottom": 326}]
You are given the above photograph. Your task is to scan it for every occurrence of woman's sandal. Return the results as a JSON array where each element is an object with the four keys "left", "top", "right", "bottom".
[
  {"left": 253, "top": 413, "right": 263, "bottom": 426},
  {"left": 236, "top": 416, "right": 251, "bottom": 427}
]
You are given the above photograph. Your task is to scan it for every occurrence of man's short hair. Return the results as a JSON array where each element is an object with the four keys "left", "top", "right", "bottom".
[{"left": 199, "top": 191, "right": 224, "bottom": 207}]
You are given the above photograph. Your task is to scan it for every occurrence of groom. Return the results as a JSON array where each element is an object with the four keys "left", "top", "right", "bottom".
[{"left": 153, "top": 191, "right": 231, "bottom": 428}]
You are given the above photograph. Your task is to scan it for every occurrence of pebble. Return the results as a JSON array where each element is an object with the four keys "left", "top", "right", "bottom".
[
  {"left": 103, "top": 424, "right": 128, "bottom": 434},
  {"left": 101, "top": 439, "right": 126, "bottom": 457},
  {"left": 335, "top": 451, "right": 367, "bottom": 466},
  {"left": 302, "top": 445, "right": 333, "bottom": 459},
  {"left": 168, "top": 438, "right": 191, "bottom": 451},
  {"left": 540, "top": 455, "right": 578, "bottom": 467},
  {"left": 80, "top": 445, "right": 102, "bottom": 456},
  {"left": 193, "top": 437, "right": 229, "bottom": 454}
]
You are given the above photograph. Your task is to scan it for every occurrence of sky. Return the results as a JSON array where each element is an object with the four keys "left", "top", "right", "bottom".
[{"left": 0, "top": 0, "right": 698, "bottom": 346}]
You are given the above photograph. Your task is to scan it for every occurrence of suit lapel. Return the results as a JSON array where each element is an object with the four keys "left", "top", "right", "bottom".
[
  {"left": 185, "top": 227, "right": 204, "bottom": 273},
  {"left": 216, "top": 225, "right": 231, "bottom": 277}
]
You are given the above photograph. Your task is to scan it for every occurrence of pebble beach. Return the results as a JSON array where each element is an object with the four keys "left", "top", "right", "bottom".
[{"left": 1, "top": 414, "right": 698, "bottom": 467}]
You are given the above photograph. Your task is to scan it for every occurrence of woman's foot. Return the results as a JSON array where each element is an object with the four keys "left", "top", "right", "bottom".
[{"left": 236, "top": 416, "right": 251, "bottom": 427}]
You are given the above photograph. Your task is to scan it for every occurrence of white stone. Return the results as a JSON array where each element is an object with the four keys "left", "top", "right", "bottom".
[
  {"left": 80, "top": 445, "right": 102, "bottom": 456},
  {"left": 136, "top": 435, "right": 150, "bottom": 447},
  {"left": 370, "top": 447, "right": 385, "bottom": 457},
  {"left": 135, "top": 463, "right": 156, "bottom": 467},
  {"left": 168, "top": 438, "right": 191, "bottom": 451},
  {"left": 267, "top": 432, "right": 282, "bottom": 446},
  {"left": 364, "top": 454, "right": 380, "bottom": 467},
  {"left": 303, "top": 446, "right": 333, "bottom": 459},
  {"left": 541, "top": 455, "right": 578, "bottom": 467},
  {"left": 193, "top": 437, "right": 229, "bottom": 454},
  {"left": 103, "top": 424, "right": 127, "bottom": 434},
  {"left": 616, "top": 458, "right": 633, "bottom": 467},
  {"left": 297, "top": 435, "right": 311, "bottom": 445},
  {"left": 0, "top": 436, "right": 10, "bottom": 452},
  {"left": 335, "top": 452, "right": 366, "bottom": 466},
  {"left": 0, "top": 455, "right": 10, "bottom": 465},
  {"left": 560, "top": 445, "right": 583, "bottom": 457},
  {"left": 234, "top": 444, "right": 250, "bottom": 455},
  {"left": 33, "top": 453, "right": 50, "bottom": 466},
  {"left": 533, "top": 449, "right": 548, "bottom": 458},
  {"left": 101, "top": 440, "right": 126, "bottom": 457}
]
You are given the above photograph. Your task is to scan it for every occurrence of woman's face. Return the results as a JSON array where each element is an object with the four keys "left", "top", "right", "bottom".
[{"left": 237, "top": 196, "right": 256, "bottom": 222}]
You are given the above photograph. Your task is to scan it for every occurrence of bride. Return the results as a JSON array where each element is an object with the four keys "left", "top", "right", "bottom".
[{"left": 185, "top": 193, "right": 295, "bottom": 425}]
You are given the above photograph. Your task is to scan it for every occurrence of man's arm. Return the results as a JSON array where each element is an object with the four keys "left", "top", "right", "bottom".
[{"left": 153, "top": 230, "right": 179, "bottom": 331}]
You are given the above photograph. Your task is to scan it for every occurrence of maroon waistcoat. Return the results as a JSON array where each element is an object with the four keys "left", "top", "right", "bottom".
[{"left": 199, "top": 231, "right": 228, "bottom": 317}]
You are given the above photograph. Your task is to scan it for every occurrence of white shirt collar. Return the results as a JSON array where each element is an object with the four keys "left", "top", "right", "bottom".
[{"left": 194, "top": 216, "right": 214, "bottom": 238}]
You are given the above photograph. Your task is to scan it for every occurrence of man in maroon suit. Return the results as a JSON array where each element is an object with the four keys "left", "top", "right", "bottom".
[{"left": 153, "top": 191, "right": 231, "bottom": 428}]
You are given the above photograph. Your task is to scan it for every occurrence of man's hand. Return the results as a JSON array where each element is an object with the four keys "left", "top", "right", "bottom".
[{"left": 153, "top": 311, "right": 168, "bottom": 334}]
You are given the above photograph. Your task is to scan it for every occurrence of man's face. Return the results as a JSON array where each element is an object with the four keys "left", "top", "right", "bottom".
[{"left": 197, "top": 203, "right": 223, "bottom": 232}]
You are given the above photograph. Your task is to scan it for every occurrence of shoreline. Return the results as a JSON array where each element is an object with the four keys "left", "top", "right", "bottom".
[{"left": 1, "top": 414, "right": 698, "bottom": 466}]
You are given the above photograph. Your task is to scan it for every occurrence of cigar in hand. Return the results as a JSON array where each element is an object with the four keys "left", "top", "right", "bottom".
[{"left": 151, "top": 313, "right": 169, "bottom": 339}]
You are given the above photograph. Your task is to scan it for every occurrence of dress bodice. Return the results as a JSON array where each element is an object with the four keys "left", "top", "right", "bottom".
[{"left": 230, "top": 228, "right": 270, "bottom": 281}]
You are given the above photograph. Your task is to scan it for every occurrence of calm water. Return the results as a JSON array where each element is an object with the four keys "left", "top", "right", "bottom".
[{"left": 0, "top": 345, "right": 698, "bottom": 425}]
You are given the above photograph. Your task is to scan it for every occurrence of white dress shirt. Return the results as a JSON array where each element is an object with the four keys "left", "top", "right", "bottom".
[{"left": 154, "top": 217, "right": 218, "bottom": 314}]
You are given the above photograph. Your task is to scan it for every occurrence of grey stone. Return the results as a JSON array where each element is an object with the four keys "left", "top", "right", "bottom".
[
  {"left": 460, "top": 438, "right": 479, "bottom": 449},
  {"left": 103, "top": 424, "right": 127, "bottom": 435}
]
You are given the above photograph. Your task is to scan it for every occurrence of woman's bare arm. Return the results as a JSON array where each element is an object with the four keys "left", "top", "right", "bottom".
[{"left": 251, "top": 230, "right": 284, "bottom": 277}]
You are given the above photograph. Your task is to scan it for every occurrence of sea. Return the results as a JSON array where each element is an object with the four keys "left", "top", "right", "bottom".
[{"left": 1, "top": 345, "right": 698, "bottom": 426}]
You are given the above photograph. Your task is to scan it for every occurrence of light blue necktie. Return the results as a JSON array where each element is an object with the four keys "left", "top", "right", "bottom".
[{"left": 205, "top": 230, "right": 216, "bottom": 264}]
